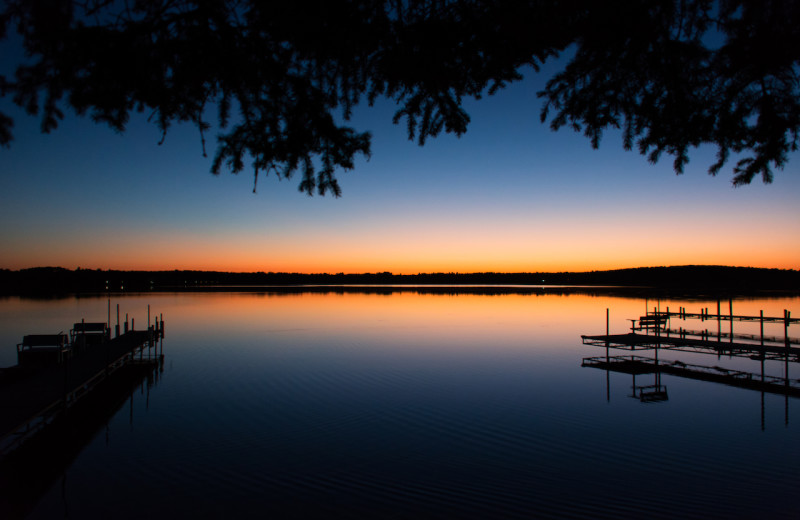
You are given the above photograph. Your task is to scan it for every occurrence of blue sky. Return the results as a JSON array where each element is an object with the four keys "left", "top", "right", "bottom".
[{"left": 1, "top": 53, "right": 798, "bottom": 273}]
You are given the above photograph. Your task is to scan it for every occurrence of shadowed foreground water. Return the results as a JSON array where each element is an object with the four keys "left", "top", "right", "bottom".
[{"left": 1, "top": 291, "right": 798, "bottom": 519}]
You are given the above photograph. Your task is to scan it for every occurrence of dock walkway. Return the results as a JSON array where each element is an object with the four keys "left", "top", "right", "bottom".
[
  {"left": 582, "top": 332, "right": 800, "bottom": 361},
  {"left": 581, "top": 303, "right": 798, "bottom": 406},
  {"left": 0, "top": 329, "right": 161, "bottom": 456}
]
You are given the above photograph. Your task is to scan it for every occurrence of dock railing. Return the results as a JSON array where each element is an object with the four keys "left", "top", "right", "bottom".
[{"left": 1, "top": 308, "right": 165, "bottom": 459}]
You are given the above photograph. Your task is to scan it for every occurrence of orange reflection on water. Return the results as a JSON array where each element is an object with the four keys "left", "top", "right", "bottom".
[
  {"left": 1, "top": 292, "right": 797, "bottom": 369},
  {"left": 150, "top": 291, "right": 660, "bottom": 353}
]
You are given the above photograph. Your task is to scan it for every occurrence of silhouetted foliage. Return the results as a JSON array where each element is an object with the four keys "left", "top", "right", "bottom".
[
  {"left": 540, "top": 0, "right": 800, "bottom": 185},
  {"left": 1, "top": 1, "right": 797, "bottom": 192},
  {"left": 2, "top": 266, "right": 798, "bottom": 296}
]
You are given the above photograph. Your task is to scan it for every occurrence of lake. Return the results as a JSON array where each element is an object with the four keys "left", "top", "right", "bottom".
[{"left": 1, "top": 290, "right": 798, "bottom": 519}]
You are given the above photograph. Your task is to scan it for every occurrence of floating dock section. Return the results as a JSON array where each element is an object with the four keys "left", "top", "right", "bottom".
[
  {"left": 0, "top": 312, "right": 164, "bottom": 458},
  {"left": 581, "top": 303, "right": 799, "bottom": 404}
]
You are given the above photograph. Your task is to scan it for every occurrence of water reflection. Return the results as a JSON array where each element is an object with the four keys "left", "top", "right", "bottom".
[
  {"left": 0, "top": 292, "right": 797, "bottom": 519},
  {"left": 0, "top": 361, "right": 163, "bottom": 519},
  {"left": 581, "top": 301, "right": 799, "bottom": 431}
]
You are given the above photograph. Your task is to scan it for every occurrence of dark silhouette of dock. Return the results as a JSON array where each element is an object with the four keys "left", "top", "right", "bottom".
[
  {"left": 582, "top": 355, "right": 800, "bottom": 397},
  {"left": 582, "top": 332, "right": 800, "bottom": 361},
  {"left": 581, "top": 302, "right": 799, "bottom": 427},
  {"left": 0, "top": 325, "right": 163, "bottom": 457},
  {"left": 583, "top": 304, "right": 798, "bottom": 361}
]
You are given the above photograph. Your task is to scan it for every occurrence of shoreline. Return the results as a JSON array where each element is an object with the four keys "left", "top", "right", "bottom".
[{"left": 2, "top": 265, "right": 799, "bottom": 298}]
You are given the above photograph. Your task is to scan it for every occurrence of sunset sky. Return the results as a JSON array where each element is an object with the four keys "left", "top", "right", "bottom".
[{"left": 1, "top": 55, "right": 798, "bottom": 274}]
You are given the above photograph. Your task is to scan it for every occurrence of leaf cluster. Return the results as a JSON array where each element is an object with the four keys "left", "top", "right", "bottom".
[
  {"left": 539, "top": 0, "right": 800, "bottom": 185},
  {"left": 1, "top": 1, "right": 797, "bottom": 193}
]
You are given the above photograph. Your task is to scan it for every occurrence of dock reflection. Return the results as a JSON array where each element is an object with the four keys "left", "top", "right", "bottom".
[
  {"left": 582, "top": 303, "right": 798, "bottom": 429},
  {"left": 0, "top": 360, "right": 163, "bottom": 519}
]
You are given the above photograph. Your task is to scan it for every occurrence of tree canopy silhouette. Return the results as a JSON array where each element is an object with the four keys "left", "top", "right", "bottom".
[{"left": 1, "top": 0, "right": 797, "bottom": 194}]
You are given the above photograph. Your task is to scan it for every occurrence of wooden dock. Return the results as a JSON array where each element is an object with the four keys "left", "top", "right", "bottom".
[
  {"left": 583, "top": 303, "right": 799, "bottom": 362},
  {"left": 581, "top": 303, "right": 799, "bottom": 405},
  {"left": 0, "top": 325, "right": 163, "bottom": 457},
  {"left": 581, "top": 332, "right": 800, "bottom": 361}
]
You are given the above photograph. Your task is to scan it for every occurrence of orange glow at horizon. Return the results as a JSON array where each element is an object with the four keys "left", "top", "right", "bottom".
[
  {"left": 2, "top": 204, "right": 799, "bottom": 273},
  {"left": 2, "top": 228, "right": 798, "bottom": 273}
]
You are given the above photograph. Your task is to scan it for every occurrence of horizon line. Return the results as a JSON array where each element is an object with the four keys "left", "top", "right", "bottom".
[{"left": 4, "top": 264, "right": 798, "bottom": 275}]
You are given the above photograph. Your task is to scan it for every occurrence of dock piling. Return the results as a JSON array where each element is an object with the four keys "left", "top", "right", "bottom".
[
  {"left": 582, "top": 304, "right": 800, "bottom": 401},
  {"left": 729, "top": 300, "right": 734, "bottom": 344},
  {"left": 605, "top": 308, "right": 610, "bottom": 361},
  {"left": 2, "top": 312, "right": 165, "bottom": 457},
  {"left": 786, "top": 310, "right": 791, "bottom": 349}
]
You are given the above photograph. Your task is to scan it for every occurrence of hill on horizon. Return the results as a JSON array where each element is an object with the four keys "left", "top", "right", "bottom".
[{"left": 1, "top": 265, "right": 798, "bottom": 296}]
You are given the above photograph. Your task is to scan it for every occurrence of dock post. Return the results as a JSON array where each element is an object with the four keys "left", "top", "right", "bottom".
[
  {"left": 116, "top": 304, "right": 120, "bottom": 338},
  {"left": 729, "top": 299, "right": 733, "bottom": 344},
  {"left": 79, "top": 318, "right": 85, "bottom": 352},
  {"left": 152, "top": 316, "right": 158, "bottom": 359},
  {"left": 785, "top": 310, "right": 791, "bottom": 349},
  {"left": 760, "top": 310, "right": 764, "bottom": 347},
  {"left": 125, "top": 313, "right": 129, "bottom": 333},
  {"left": 717, "top": 300, "right": 721, "bottom": 341},
  {"left": 785, "top": 310, "right": 791, "bottom": 398},
  {"left": 605, "top": 308, "right": 610, "bottom": 361},
  {"left": 132, "top": 318, "right": 135, "bottom": 331},
  {"left": 148, "top": 305, "right": 151, "bottom": 330}
]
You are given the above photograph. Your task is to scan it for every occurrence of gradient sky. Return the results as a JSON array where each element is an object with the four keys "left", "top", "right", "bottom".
[{"left": 1, "top": 52, "right": 798, "bottom": 273}]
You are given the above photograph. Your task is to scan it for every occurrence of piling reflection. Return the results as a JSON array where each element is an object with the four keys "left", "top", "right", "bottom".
[
  {"left": 0, "top": 359, "right": 163, "bottom": 519},
  {"left": 2, "top": 292, "right": 798, "bottom": 518},
  {"left": 582, "top": 303, "right": 799, "bottom": 428}
]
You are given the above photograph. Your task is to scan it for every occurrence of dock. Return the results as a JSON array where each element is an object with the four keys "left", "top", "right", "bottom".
[
  {"left": 581, "top": 303, "right": 799, "bottom": 412},
  {"left": 581, "top": 332, "right": 800, "bottom": 361},
  {"left": 0, "top": 318, "right": 164, "bottom": 458}
]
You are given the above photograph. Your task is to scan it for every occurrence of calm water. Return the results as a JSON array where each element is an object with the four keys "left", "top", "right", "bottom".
[{"left": 1, "top": 291, "right": 798, "bottom": 519}]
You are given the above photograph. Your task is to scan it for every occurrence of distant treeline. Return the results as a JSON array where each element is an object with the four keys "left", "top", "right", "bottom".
[{"left": 0, "top": 266, "right": 798, "bottom": 296}]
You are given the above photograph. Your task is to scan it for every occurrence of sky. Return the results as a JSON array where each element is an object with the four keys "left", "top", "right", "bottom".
[{"left": 1, "top": 57, "right": 799, "bottom": 274}]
